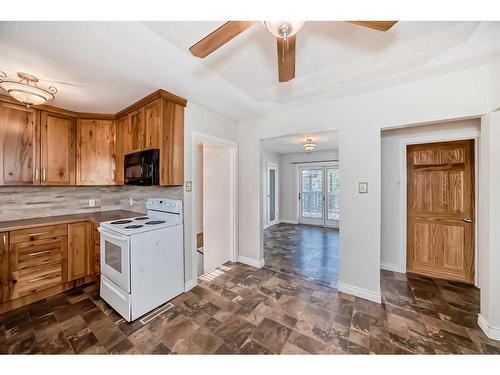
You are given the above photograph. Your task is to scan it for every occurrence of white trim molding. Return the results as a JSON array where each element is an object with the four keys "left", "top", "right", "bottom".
[
  {"left": 381, "top": 262, "right": 406, "bottom": 273},
  {"left": 280, "top": 219, "right": 299, "bottom": 225},
  {"left": 478, "top": 314, "right": 500, "bottom": 341},
  {"left": 237, "top": 256, "right": 265, "bottom": 268},
  {"left": 184, "top": 279, "right": 197, "bottom": 292},
  {"left": 338, "top": 281, "right": 382, "bottom": 304}
]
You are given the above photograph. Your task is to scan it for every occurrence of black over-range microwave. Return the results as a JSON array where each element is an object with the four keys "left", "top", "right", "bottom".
[{"left": 124, "top": 149, "right": 159, "bottom": 186}]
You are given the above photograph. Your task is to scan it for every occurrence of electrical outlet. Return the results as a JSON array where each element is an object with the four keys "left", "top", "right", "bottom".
[
  {"left": 88, "top": 199, "right": 96, "bottom": 207},
  {"left": 185, "top": 181, "right": 192, "bottom": 192},
  {"left": 129, "top": 198, "right": 134, "bottom": 206}
]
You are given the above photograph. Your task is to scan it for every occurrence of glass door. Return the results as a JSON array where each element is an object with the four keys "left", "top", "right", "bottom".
[
  {"left": 266, "top": 163, "right": 279, "bottom": 226},
  {"left": 325, "top": 166, "right": 340, "bottom": 227},
  {"left": 299, "top": 167, "right": 324, "bottom": 225},
  {"left": 298, "top": 164, "right": 340, "bottom": 227}
]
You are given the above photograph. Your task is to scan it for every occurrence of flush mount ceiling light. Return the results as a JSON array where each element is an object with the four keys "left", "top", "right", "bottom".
[
  {"left": 189, "top": 21, "right": 398, "bottom": 82},
  {"left": 0, "top": 71, "right": 57, "bottom": 107},
  {"left": 303, "top": 138, "right": 316, "bottom": 152}
]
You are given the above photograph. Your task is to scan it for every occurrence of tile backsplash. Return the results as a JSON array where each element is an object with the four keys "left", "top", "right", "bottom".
[{"left": 0, "top": 185, "right": 183, "bottom": 221}]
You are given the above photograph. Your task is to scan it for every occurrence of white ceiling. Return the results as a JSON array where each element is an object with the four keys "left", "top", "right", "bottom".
[
  {"left": 1, "top": 21, "right": 499, "bottom": 121},
  {"left": 263, "top": 130, "right": 338, "bottom": 154}
]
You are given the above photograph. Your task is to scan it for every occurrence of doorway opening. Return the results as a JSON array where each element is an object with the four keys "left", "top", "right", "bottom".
[
  {"left": 191, "top": 132, "right": 237, "bottom": 282},
  {"left": 261, "top": 130, "right": 340, "bottom": 288}
]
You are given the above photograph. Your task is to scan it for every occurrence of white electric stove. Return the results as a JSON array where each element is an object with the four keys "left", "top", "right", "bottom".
[{"left": 98, "top": 198, "right": 184, "bottom": 321}]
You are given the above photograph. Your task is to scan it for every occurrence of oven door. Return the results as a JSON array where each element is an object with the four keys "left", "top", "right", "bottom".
[{"left": 98, "top": 227, "right": 130, "bottom": 293}]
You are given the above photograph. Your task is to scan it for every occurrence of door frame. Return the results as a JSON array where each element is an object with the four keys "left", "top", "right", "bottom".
[
  {"left": 264, "top": 162, "right": 279, "bottom": 229},
  {"left": 190, "top": 131, "right": 238, "bottom": 289},
  {"left": 295, "top": 161, "right": 340, "bottom": 228},
  {"left": 398, "top": 130, "right": 480, "bottom": 285}
]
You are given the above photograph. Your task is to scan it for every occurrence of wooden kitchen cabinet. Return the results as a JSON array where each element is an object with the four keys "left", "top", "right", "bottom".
[
  {"left": 0, "top": 102, "right": 39, "bottom": 185},
  {"left": 9, "top": 230, "right": 67, "bottom": 300},
  {"left": 76, "top": 119, "right": 118, "bottom": 185},
  {"left": 67, "top": 222, "right": 91, "bottom": 281},
  {"left": 160, "top": 101, "right": 184, "bottom": 185},
  {"left": 0, "top": 232, "right": 8, "bottom": 303},
  {"left": 114, "top": 115, "right": 129, "bottom": 185},
  {"left": 144, "top": 99, "right": 161, "bottom": 149},
  {"left": 128, "top": 108, "right": 145, "bottom": 152},
  {"left": 40, "top": 111, "right": 76, "bottom": 185}
]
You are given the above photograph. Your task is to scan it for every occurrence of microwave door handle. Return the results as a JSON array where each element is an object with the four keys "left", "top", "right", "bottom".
[{"left": 97, "top": 228, "right": 129, "bottom": 242}]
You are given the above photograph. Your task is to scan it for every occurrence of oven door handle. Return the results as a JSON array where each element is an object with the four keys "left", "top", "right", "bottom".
[{"left": 97, "top": 228, "right": 129, "bottom": 242}]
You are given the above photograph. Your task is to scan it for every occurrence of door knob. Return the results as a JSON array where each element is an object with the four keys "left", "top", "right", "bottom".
[{"left": 464, "top": 218, "right": 472, "bottom": 223}]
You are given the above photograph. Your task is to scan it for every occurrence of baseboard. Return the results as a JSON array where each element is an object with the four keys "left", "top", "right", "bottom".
[
  {"left": 184, "top": 279, "right": 197, "bottom": 292},
  {"left": 337, "top": 281, "right": 382, "bottom": 304},
  {"left": 280, "top": 219, "right": 299, "bottom": 225},
  {"left": 237, "top": 256, "right": 265, "bottom": 268},
  {"left": 381, "top": 262, "right": 406, "bottom": 273},
  {"left": 478, "top": 314, "right": 500, "bottom": 341}
]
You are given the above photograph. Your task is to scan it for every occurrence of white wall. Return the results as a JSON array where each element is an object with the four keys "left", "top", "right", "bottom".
[
  {"left": 184, "top": 101, "right": 237, "bottom": 288},
  {"left": 279, "top": 150, "right": 339, "bottom": 223},
  {"left": 237, "top": 65, "right": 491, "bottom": 304},
  {"left": 261, "top": 149, "right": 280, "bottom": 226},
  {"left": 380, "top": 119, "right": 481, "bottom": 272}
]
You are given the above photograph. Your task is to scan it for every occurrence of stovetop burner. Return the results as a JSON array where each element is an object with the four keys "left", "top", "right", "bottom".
[
  {"left": 125, "top": 225, "right": 144, "bottom": 229},
  {"left": 145, "top": 220, "right": 166, "bottom": 225},
  {"left": 111, "top": 220, "right": 133, "bottom": 225},
  {"left": 134, "top": 217, "right": 149, "bottom": 220}
]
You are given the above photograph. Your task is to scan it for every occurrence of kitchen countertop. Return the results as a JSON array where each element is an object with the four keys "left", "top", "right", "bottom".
[{"left": 0, "top": 210, "right": 141, "bottom": 232}]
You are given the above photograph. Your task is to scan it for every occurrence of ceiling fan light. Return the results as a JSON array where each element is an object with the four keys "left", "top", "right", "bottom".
[
  {"left": 262, "top": 21, "right": 305, "bottom": 39},
  {"left": 0, "top": 71, "right": 57, "bottom": 107}
]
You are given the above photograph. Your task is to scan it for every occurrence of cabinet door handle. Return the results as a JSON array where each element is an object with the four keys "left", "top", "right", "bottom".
[
  {"left": 28, "top": 231, "right": 50, "bottom": 237},
  {"left": 28, "top": 250, "right": 52, "bottom": 257},
  {"left": 27, "top": 274, "right": 55, "bottom": 283}
]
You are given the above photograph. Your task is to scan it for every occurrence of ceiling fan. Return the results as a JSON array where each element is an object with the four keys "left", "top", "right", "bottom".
[{"left": 189, "top": 21, "right": 398, "bottom": 82}]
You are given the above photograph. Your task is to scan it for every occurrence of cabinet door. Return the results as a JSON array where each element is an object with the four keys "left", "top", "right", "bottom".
[
  {"left": 129, "top": 108, "right": 145, "bottom": 151},
  {"left": 0, "top": 102, "right": 39, "bottom": 185},
  {"left": 40, "top": 112, "right": 76, "bottom": 185},
  {"left": 67, "top": 222, "right": 91, "bottom": 281},
  {"left": 160, "top": 101, "right": 184, "bottom": 186},
  {"left": 76, "top": 119, "right": 117, "bottom": 185},
  {"left": 144, "top": 99, "right": 161, "bottom": 149},
  {"left": 0, "top": 232, "right": 8, "bottom": 303},
  {"left": 114, "top": 115, "right": 129, "bottom": 184}
]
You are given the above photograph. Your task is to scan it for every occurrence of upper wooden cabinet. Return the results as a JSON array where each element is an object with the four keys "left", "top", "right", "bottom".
[
  {"left": 144, "top": 99, "right": 161, "bottom": 149},
  {"left": 114, "top": 115, "right": 129, "bottom": 185},
  {"left": 128, "top": 108, "right": 145, "bottom": 152},
  {"left": 76, "top": 119, "right": 117, "bottom": 185},
  {"left": 0, "top": 102, "right": 39, "bottom": 185},
  {"left": 160, "top": 101, "right": 184, "bottom": 186},
  {"left": 40, "top": 112, "right": 76, "bottom": 185},
  {"left": 123, "top": 99, "right": 161, "bottom": 153}
]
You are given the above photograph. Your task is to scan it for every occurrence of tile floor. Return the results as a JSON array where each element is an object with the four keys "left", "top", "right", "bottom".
[
  {"left": 264, "top": 223, "right": 339, "bottom": 288},
  {"left": 1, "top": 262, "right": 498, "bottom": 354}
]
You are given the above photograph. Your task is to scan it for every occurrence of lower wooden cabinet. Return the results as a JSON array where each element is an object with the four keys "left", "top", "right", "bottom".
[
  {"left": 67, "top": 222, "right": 91, "bottom": 281},
  {"left": 9, "top": 235, "right": 67, "bottom": 300},
  {"left": 0, "top": 232, "right": 9, "bottom": 303}
]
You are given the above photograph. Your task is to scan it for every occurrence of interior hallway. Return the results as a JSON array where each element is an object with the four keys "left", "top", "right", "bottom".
[{"left": 263, "top": 223, "right": 339, "bottom": 288}]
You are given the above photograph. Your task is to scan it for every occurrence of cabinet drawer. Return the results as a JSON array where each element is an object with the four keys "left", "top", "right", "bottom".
[
  {"left": 14, "top": 237, "right": 65, "bottom": 271},
  {"left": 12, "top": 263, "right": 62, "bottom": 299},
  {"left": 10, "top": 224, "right": 67, "bottom": 244}
]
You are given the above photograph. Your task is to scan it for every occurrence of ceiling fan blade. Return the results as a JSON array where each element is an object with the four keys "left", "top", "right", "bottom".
[
  {"left": 277, "top": 35, "right": 296, "bottom": 82},
  {"left": 189, "top": 21, "right": 253, "bottom": 58},
  {"left": 347, "top": 21, "right": 398, "bottom": 31}
]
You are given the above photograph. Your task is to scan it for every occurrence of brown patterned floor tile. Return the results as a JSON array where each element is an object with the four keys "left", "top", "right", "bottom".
[
  {"left": 160, "top": 315, "right": 200, "bottom": 349},
  {"left": 239, "top": 338, "right": 273, "bottom": 354},
  {"left": 38, "top": 331, "right": 73, "bottom": 354},
  {"left": 67, "top": 327, "right": 99, "bottom": 354},
  {"left": 214, "top": 315, "right": 255, "bottom": 350},
  {"left": 213, "top": 342, "right": 238, "bottom": 354},
  {"left": 250, "top": 318, "right": 291, "bottom": 353},
  {"left": 108, "top": 338, "right": 134, "bottom": 354},
  {"left": 190, "top": 327, "right": 224, "bottom": 354}
]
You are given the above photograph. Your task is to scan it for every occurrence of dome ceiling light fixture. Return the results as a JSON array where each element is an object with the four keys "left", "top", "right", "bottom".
[
  {"left": 189, "top": 20, "right": 398, "bottom": 82},
  {"left": 303, "top": 138, "right": 316, "bottom": 152},
  {"left": 0, "top": 71, "right": 57, "bottom": 107}
]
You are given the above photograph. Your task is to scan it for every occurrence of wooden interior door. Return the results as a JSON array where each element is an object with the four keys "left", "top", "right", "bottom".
[
  {"left": 0, "top": 103, "right": 39, "bottom": 185},
  {"left": 76, "top": 119, "right": 117, "bottom": 185},
  {"left": 407, "top": 140, "right": 475, "bottom": 283},
  {"left": 40, "top": 112, "right": 75, "bottom": 185}
]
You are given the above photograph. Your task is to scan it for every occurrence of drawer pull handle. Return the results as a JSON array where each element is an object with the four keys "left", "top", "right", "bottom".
[
  {"left": 27, "top": 274, "right": 56, "bottom": 283},
  {"left": 28, "top": 250, "right": 52, "bottom": 257},
  {"left": 28, "top": 232, "right": 50, "bottom": 237}
]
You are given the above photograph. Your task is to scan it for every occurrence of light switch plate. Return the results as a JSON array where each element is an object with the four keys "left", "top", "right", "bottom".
[
  {"left": 185, "top": 181, "right": 192, "bottom": 192},
  {"left": 88, "top": 199, "right": 96, "bottom": 207},
  {"left": 359, "top": 182, "right": 368, "bottom": 194}
]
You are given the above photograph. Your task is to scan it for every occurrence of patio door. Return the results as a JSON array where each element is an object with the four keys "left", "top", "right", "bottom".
[{"left": 299, "top": 164, "right": 340, "bottom": 227}]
